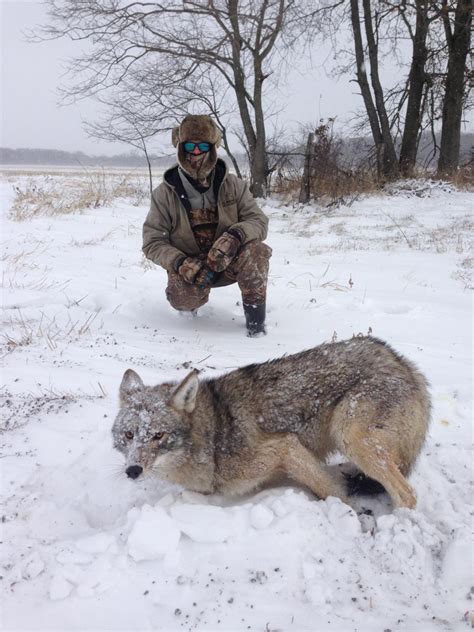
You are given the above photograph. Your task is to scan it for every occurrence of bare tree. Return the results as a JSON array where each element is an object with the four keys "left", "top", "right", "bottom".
[
  {"left": 382, "top": 0, "right": 471, "bottom": 176},
  {"left": 437, "top": 0, "right": 473, "bottom": 175},
  {"left": 87, "top": 68, "right": 243, "bottom": 190},
  {"left": 86, "top": 97, "right": 168, "bottom": 196},
  {"left": 396, "top": 0, "right": 432, "bottom": 176},
  {"left": 37, "top": 0, "right": 312, "bottom": 197},
  {"left": 349, "top": 0, "right": 399, "bottom": 179},
  {"left": 314, "top": 0, "right": 472, "bottom": 179}
]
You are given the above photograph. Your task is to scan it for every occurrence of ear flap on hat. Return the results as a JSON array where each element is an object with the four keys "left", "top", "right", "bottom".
[
  {"left": 171, "top": 126, "right": 180, "bottom": 148},
  {"left": 213, "top": 127, "right": 222, "bottom": 148},
  {"left": 171, "top": 125, "right": 179, "bottom": 147}
]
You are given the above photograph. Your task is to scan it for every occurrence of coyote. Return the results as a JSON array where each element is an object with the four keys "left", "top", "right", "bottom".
[{"left": 112, "top": 337, "right": 430, "bottom": 509}]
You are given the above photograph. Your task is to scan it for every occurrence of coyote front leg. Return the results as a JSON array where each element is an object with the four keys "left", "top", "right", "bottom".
[{"left": 282, "top": 435, "right": 350, "bottom": 504}]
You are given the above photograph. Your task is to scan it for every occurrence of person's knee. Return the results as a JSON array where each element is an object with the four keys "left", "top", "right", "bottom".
[
  {"left": 240, "top": 241, "right": 272, "bottom": 261},
  {"left": 165, "top": 285, "right": 209, "bottom": 311},
  {"left": 230, "top": 242, "right": 272, "bottom": 277}
]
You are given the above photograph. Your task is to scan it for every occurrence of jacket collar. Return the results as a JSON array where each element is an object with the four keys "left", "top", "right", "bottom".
[{"left": 163, "top": 158, "right": 228, "bottom": 203}]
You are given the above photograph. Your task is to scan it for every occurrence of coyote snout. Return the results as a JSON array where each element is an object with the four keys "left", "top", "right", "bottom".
[
  {"left": 112, "top": 336, "right": 431, "bottom": 509},
  {"left": 126, "top": 465, "right": 143, "bottom": 479}
]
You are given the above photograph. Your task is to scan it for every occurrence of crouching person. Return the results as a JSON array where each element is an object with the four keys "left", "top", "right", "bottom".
[{"left": 142, "top": 114, "right": 271, "bottom": 336}]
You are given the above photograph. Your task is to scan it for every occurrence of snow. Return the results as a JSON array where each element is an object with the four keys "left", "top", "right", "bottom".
[
  {"left": 249, "top": 504, "right": 274, "bottom": 530},
  {"left": 75, "top": 533, "right": 117, "bottom": 555},
  {"left": 127, "top": 505, "right": 181, "bottom": 561},
  {"left": 170, "top": 504, "right": 240, "bottom": 544},
  {"left": 1, "top": 171, "right": 473, "bottom": 631},
  {"left": 48, "top": 574, "right": 73, "bottom": 601}
]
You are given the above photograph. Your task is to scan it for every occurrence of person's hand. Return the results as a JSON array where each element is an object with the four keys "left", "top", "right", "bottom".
[
  {"left": 177, "top": 256, "right": 205, "bottom": 284},
  {"left": 207, "top": 231, "right": 241, "bottom": 272},
  {"left": 194, "top": 265, "right": 216, "bottom": 289}
]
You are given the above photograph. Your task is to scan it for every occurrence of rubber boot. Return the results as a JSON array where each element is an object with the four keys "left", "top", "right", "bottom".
[{"left": 243, "top": 302, "right": 266, "bottom": 337}]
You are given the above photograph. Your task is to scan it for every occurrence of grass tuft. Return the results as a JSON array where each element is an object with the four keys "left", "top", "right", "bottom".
[{"left": 8, "top": 172, "right": 149, "bottom": 221}]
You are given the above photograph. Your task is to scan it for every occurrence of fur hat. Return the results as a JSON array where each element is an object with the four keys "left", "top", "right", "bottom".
[
  {"left": 172, "top": 114, "right": 222, "bottom": 148},
  {"left": 172, "top": 115, "right": 222, "bottom": 181}
]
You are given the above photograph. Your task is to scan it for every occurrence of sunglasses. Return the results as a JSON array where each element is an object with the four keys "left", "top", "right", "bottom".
[{"left": 183, "top": 141, "right": 211, "bottom": 153}]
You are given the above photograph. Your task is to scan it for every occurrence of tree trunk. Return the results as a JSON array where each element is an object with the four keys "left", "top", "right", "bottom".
[
  {"left": 250, "top": 147, "right": 267, "bottom": 198},
  {"left": 220, "top": 128, "right": 242, "bottom": 178},
  {"left": 399, "top": 0, "right": 430, "bottom": 177},
  {"left": 140, "top": 137, "right": 154, "bottom": 196},
  {"left": 227, "top": 0, "right": 263, "bottom": 193},
  {"left": 438, "top": 0, "right": 472, "bottom": 176},
  {"left": 349, "top": 0, "right": 394, "bottom": 180},
  {"left": 362, "top": 0, "right": 399, "bottom": 180},
  {"left": 250, "top": 57, "right": 267, "bottom": 198}
]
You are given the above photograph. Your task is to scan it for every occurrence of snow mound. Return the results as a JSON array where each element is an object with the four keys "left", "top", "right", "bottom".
[
  {"left": 441, "top": 533, "right": 473, "bottom": 600},
  {"left": 76, "top": 532, "right": 116, "bottom": 554},
  {"left": 325, "top": 496, "right": 361, "bottom": 536},
  {"left": 49, "top": 574, "right": 73, "bottom": 601},
  {"left": 170, "top": 503, "right": 237, "bottom": 543},
  {"left": 127, "top": 504, "right": 181, "bottom": 561},
  {"left": 383, "top": 178, "right": 455, "bottom": 197}
]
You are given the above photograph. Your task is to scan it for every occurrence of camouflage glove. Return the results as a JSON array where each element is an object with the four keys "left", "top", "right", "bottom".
[
  {"left": 177, "top": 256, "right": 205, "bottom": 284},
  {"left": 194, "top": 265, "right": 217, "bottom": 289},
  {"left": 206, "top": 230, "right": 242, "bottom": 273}
]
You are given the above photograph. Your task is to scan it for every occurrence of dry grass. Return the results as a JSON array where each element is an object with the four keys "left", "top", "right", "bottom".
[
  {"left": 270, "top": 146, "right": 473, "bottom": 205},
  {"left": 272, "top": 166, "right": 473, "bottom": 206},
  {"left": 2, "top": 270, "right": 71, "bottom": 292},
  {"left": 452, "top": 256, "right": 473, "bottom": 290},
  {"left": 0, "top": 384, "right": 107, "bottom": 432},
  {"left": 270, "top": 165, "right": 381, "bottom": 207},
  {"left": 268, "top": 121, "right": 382, "bottom": 205},
  {"left": 8, "top": 172, "right": 149, "bottom": 221},
  {"left": 69, "top": 228, "right": 120, "bottom": 248},
  {"left": 1, "top": 240, "right": 48, "bottom": 267},
  {"left": 1, "top": 307, "right": 102, "bottom": 356},
  {"left": 448, "top": 161, "right": 474, "bottom": 190},
  {"left": 0, "top": 387, "right": 75, "bottom": 432},
  {"left": 328, "top": 216, "right": 473, "bottom": 256}
]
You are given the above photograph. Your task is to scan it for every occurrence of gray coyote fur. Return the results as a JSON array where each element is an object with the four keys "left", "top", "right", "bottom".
[{"left": 112, "top": 336, "right": 430, "bottom": 509}]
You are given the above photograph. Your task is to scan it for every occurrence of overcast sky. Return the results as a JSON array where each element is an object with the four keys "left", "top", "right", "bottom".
[{"left": 1, "top": 0, "right": 472, "bottom": 157}]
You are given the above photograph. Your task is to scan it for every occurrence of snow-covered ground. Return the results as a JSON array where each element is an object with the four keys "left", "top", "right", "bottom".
[{"left": 1, "top": 172, "right": 473, "bottom": 631}]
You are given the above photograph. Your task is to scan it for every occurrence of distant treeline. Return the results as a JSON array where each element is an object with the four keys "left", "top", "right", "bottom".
[
  {"left": 339, "top": 133, "right": 473, "bottom": 169},
  {"left": 0, "top": 147, "right": 174, "bottom": 168},
  {"left": 1, "top": 134, "right": 472, "bottom": 170}
]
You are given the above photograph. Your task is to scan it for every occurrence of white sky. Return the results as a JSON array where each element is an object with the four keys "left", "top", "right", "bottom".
[
  {"left": 1, "top": 0, "right": 471, "bottom": 156},
  {"left": 1, "top": 0, "right": 119, "bottom": 154}
]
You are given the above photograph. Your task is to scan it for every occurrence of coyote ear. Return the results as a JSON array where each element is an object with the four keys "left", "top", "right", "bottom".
[
  {"left": 168, "top": 369, "right": 199, "bottom": 414},
  {"left": 120, "top": 369, "right": 144, "bottom": 402}
]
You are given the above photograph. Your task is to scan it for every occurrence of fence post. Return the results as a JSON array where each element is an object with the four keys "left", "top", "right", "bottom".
[{"left": 299, "top": 132, "right": 314, "bottom": 204}]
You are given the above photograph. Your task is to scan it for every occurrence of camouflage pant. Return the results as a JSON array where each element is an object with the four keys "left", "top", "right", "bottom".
[{"left": 166, "top": 241, "right": 272, "bottom": 312}]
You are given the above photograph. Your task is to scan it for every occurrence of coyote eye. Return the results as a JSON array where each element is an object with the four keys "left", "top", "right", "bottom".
[
  {"left": 152, "top": 432, "right": 165, "bottom": 441},
  {"left": 125, "top": 430, "right": 134, "bottom": 440}
]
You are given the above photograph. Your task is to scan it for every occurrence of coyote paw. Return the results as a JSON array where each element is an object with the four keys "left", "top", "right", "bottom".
[{"left": 343, "top": 471, "right": 386, "bottom": 497}]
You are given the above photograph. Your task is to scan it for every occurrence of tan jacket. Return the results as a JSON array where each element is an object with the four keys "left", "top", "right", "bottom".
[{"left": 142, "top": 160, "right": 268, "bottom": 272}]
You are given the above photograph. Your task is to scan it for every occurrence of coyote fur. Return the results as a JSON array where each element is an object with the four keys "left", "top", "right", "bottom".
[{"left": 112, "top": 336, "right": 430, "bottom": 509}]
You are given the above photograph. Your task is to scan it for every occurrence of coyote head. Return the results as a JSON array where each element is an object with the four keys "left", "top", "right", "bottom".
[{"left": 112, "top": 368, "right": 199, "bottom": 480}]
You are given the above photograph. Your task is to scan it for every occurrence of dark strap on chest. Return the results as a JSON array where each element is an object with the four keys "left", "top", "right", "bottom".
[{"left": 165, "top": 162, "right": 227, "bottom": 214}]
